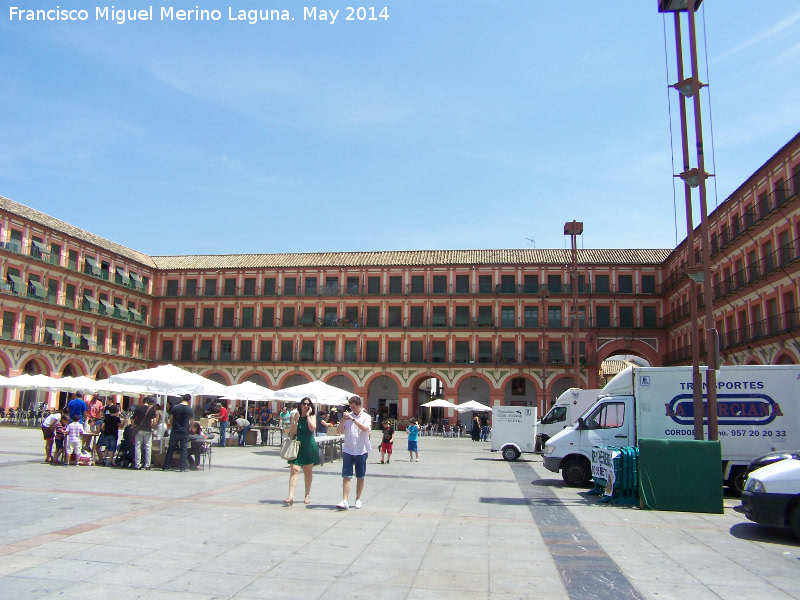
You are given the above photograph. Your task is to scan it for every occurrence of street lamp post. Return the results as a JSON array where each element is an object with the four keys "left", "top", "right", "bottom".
[{"left": 564, "top": 221, "right": 583, "bottom": 389}]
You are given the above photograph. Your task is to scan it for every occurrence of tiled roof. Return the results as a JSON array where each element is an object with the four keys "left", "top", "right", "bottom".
[
  {"left": 0, "top": 195, "right": 157, "bottom": 268},
  {"left": 151, "top": 248, "right": 672, "bottom": 270}
]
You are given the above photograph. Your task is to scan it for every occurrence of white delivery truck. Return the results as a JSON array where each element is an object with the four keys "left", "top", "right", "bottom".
[
  {"left": 536, "top": 388, "right": 600, "bottom": 451},
  {"left": 491, "top": 406, "right": 538, "bottom": 461},
  {"left": 543, "top": 365, "right": 800, "bottom": 492}
]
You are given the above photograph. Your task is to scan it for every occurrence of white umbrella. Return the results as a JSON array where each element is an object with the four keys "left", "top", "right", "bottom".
[
  {"left": 420, "top": 399, "right": 458, "bottom": 409},
  {"left": 222, "top": 381, "right": 278, "bottom": 401},
  {"left": 108, "top": 364, "right": 227, "bottom": 396},
  {"left": 275, "top": 380, "right": 352, "bottom": 405},
  {"left": 95, "top": 380, "right": 151, "bottom": 397},
  {"left": 455, "top": 400, "right": 492, "bottom": 413},
  {"left": 0, "top": 374, "right": 61, "bottom": 390},
  {"left": 51, "top": 376, "right": 106, "bottom": 393}
]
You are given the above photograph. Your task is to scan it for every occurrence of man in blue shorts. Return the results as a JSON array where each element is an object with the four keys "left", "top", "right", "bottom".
[{"left": 336, "top": 396, "right": 372, "bottom": 510}]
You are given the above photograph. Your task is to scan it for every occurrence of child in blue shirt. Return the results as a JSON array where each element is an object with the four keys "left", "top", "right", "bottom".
[{"left": 406, "top": 418, "right": 420, "bottom": 462}]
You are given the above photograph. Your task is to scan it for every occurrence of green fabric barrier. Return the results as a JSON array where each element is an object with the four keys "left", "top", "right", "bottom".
[{"left": 638, "top": 438, "right": 724, "bottom": 514}]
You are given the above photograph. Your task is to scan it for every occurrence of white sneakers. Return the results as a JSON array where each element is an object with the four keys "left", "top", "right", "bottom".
[
  {"left": 336, "top": 500, "right": 349, "bottom": 510},
  {"left": 416, "top": 458, "right": 420, "bottom": 462},
  {"left": 354, "top": 499, "right": 363, "bottom": 509}
]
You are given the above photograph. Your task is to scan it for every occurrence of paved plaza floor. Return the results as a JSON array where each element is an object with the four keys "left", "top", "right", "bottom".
[{"left": 0, "top": 425, "right": 798, "bottom": 600}]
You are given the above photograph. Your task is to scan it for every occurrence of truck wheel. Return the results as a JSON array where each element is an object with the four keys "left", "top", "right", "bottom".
[
  {"left": 791, "top": 504, "right": 800, "bottom": 540},
  {"left": 561, "top": 457, "right": 592, "bottom": 487},
  {"left": 501, "top": 445, "right": 521, "bottom": 461},
  {"left": 728, "top": 467, "right": 747, "bottom": 497}
]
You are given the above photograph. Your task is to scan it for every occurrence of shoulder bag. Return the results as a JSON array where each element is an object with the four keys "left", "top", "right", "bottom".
[{"left": 279, "top": 436, "right": 300, "bottom": 461}]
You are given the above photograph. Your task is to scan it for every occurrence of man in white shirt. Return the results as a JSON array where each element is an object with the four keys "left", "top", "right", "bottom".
[{"left": 336, "top": 396, "right": 372, "bottom": 510}]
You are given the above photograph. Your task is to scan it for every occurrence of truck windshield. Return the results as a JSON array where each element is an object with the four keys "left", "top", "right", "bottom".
[
  {"left": 541, "top": 406, "right": 567, "bottom": 424},
  {"left": 584, "top": 402, "right": 625, "bottom": 430}
]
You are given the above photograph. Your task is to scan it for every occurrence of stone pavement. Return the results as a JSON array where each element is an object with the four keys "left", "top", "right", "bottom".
[{"left": 0, "top": 425, "right": 798, "bottom": 600}]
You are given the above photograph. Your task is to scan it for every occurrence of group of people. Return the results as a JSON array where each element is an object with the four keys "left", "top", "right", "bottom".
[
  {"left": 471, "top": 413, "right": 491, "bottom": 441},
  {"left": 206, "top": 402, "right": 295, "bottom": 447},
  {"left": 283, "top": 397, "right": 423, "bottom": 510}
]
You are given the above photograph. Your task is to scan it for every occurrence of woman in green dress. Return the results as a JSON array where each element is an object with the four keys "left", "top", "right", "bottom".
[{"left": 285, "top": 397, "right": 319, "bottom": 506}]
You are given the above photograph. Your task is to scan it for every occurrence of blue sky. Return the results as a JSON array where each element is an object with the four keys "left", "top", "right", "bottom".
[{"left": 1, "top": 1, "right": 799, "bottom": 256}]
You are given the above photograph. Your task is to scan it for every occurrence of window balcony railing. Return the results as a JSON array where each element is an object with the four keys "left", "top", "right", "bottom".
[{"left": 712, "top": 237, "right": 799, "bottom": 302}]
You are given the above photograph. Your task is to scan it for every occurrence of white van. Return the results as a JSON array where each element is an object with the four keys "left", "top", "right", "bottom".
[{"left": 536, "top": 388, "right": 600, "bottom": 450}]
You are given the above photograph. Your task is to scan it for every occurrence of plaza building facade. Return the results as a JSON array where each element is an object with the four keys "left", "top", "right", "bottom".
[{"left": 2, "top": 131, "right": 799, "bottom": 419}]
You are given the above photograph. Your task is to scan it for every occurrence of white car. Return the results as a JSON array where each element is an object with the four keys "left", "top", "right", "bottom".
[{"left": 742, "top": 459, "right": 800, "bottom": 539}]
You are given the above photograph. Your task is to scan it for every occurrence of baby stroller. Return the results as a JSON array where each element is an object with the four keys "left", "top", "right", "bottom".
[{"left": 114, "top": 424, "right": 136, "bottom": 468}]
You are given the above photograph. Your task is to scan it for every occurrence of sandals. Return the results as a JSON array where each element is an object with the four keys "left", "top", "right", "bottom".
[
  {"left": 283, "top": 497, "right": 294, "bottom": 506},
  {"left": 304, "top": 495, "right": 311, "bottom": 505}
]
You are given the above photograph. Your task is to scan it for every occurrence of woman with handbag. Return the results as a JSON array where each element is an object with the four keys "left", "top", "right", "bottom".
[{"left": 284, "top": 398, "right": 319, "bottom": 506}]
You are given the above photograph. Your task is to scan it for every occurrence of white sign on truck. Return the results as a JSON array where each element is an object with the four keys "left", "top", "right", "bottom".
[
  {"left": 491, "top": 406, "right": 537, "bottom": 461},
  {"left": 543, "top": 365, "right": 800, "bottom": 492}
]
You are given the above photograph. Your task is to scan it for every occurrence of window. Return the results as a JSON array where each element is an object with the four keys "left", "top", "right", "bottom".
[
  {"left": 524, "top": 342, "right": 539, "bottom": 364},
  {"left": 323, "top": 341, "right": 336, "bottom": 362},
  {"left": 542, "top": 406, "right": 567, "bottom": 425},
  {"left": 455, "top": 341, "right": 469, "bottom": 363},
  {"left": 618, "top": 275, "right": 633, "bottom": 294},
  {"left": 164, "top": 308, "right": 176, "bottom": 327},
  {"left": 547, "top": 275, "right": 561, "bottom": 294},
  {"left": 263, "top": 278, "right": 276, "bottom": 296},
  {"left": 162, "top": 340, "right": 174, "bottom": 361},
  {"left": 524, "top": 275, "right": 538, "bottom": 293},
  {"left": 345, "top": 306, "right": 358, "bottom": 322},
  {"left": 432, "top": 275, "right": 447, "bottom": 294},
  {"left": 183, "top": 307, "right": 195, "bottom": 327},
  {"left": 198, "top": 340, "right": 213, "bottom": 360},
  {"left": 410, "top": 306, "right": 424, "bottom": 327},
  {"left": 181, "top": 340, "right": 193, "bottom": 361},
  {"left": 324, "top": 277, "right": 339, "bottom": 295},
  {"left": 619, "top": 306, "right": 634, "bottom": 328},
  {"left": 282, "top": 307, "right": 295, "bottom": 327},
  {"left": 478, "top": 275, "right": 492, "bottom": 294},
  {"left": 281, "top": 340, "right": 294, "bottom": 361},
  {"left": 455, "top": 275, "right": 469, "bottom": 293},
  {"left": 185, "top": 279, "right": 198, "bottom": 296},
  {"left": 455, "top": 306, "right": 470, "bottom": 327},
  {"left": 548, "top": 341, "right": 563, "bottom": 363},
  {"left": 365, "top": 341, "right": 380, "bottom": 362},
  {"left": 242, "top": 307, "right": 254, "bottom": 327},
  {"left": 389, "top": 276, "right": 402, "bottom": 294},
  {"left": 596, "top": 306, "right": 611, "bottom": 327},
  {"left": 641, "top": 275, "right": 656, "bottom": 294},
  {"left": 478, "top": 341, "right": 492, "bottom": 363},
  {"left": 304, "top": 277, "right": 317, "bottom": 295},
  {"left": 23, "top": 315, "right": 35, "bottom": 343},
  {"left": 125, "top": 335, "right": 133, "bottom": 357},
  {"left": 284, "top": 278, "right": 297, "bottom": 295},
  {"left": 47, "top": 279, "right": 58, "bottom": 303},
  {"left": 67, "top": 249, "right": 78, "bottom": 270},
  {"left": 387, "top": 341, "right": 401, "bottom": 362},
  {"left": 222, "top": 307, "right": 235, "bottom": 327},
  {"left": 300, "top": 307, "right": 316, "bottom": 325},
  {"left": 202, "top": 308, "right": 215, "bottom": 327},
  {"left": 324, "top": 307, "right": 337, "bottom": 326},
  {"left": 431, "top": 341, "right": 446, "bottom": 363},
  {"left": 548, "top": 306, "right": 562, "bottom": 328},
  {"left": 166, "top": 280, "right": 179, "bottom": 297},
  {"left": 524, "top": 306, "right": 538, "bottom": 327},
  {"left": 344, "top": 341, "right": 357, "bottom": 362},
  {"left": 49, "top": 243, "right": 61, "bottom": 266},
  {"left": 642, "top": 306, "right": 657, "bottom": 328},
  {"left": 595, "top": 275, "right": 610, "bottom": 294},
  {"left": 65, "top": 284, "right": 76, "bottom": 309},
  {"left": 260, "top": 340, "right": 273, "bottom": 361},
  {"left": 224, "top": 278, "right": 236, "bottom": 296},
  {"left": 501, "top": 306, "right": 515, "bottom": 327},
  {"left": 501, "top": 341, "right": 515, "bottom": 362},
  {"left": 431, "top": 306, "right": 446, "bottom": 327},
  {"left": 365, "top": 306, "right": 379, "bottom": 327},
  {"left": 500, "top": 275, "right": 515, "bottom": 293},
  {"left": 388, "top": 306, "right": 402, "bottom": 327},
  {"left": 477, "top": 306, "right": 493, "bottom": 326},
  {"left": 409, "top": 341, "right": 424, "bottom": 362},
  {"left": 244, "top": 278, "right": 256, "bottom": 296},
  {"left": 410, "top": 276, "right": 424, "bottom": 293},
  {"left": 96, "top": 329, "right": 105, "bottom": 352},
  {"left": 240, "top": 340, "right": 252, "bottom": 361},
  {"left": 204, "top": 279, "right": 217, "bottom": 296},
  {"left": 367, "top": 277, "right": 381, "bottom": 294},
  {"left": 347, "top": 277, "right": 360, "bottom": 294},
  {"left": 585, "top": 403, "right": 625, "bottom": 429},
  {"left": 300, "top": 341, "right": 314, "bottom": 361},
  {"left": 261, "top": 306, "right": 274, "bottom": 327}
]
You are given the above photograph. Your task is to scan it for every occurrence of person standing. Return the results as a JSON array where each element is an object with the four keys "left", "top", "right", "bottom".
[
  {"left": 327, "top": 406, "right": 340, "bottom": 436},
  {"left": 480, "top": 413, "right": 490, "bottom": 442},
  {"left": 285, "top": 398, "right": 319, "bottom": 506},
  {"left": 65, "top": 415, "right": 84, "bottom": 466},
  {"left": 163, "top": 394, "right": 194, "bottom": 472},
  {"left": 336, "top": 396, "right": 372, "bottom": 510},
  {"left": 407, "top": 418, "right": 420, "bottom": 462},
  {"left": 132, "top": 397, "right": 157, "bottom": 470},
  {"left": 471, "top": 415, "right": 481, "bottom": 442},
  {"left": 379, "top": 419, "right": 394, "bottom": 464},
  {"left": 213, "top": 402, "right": 229, "bottom": 447},
  {"left": 259, "top": 404, "right": 273, "bottom": 445},
  {"left": 279, "top": 404, "right": 291, "bottom": 435},
  {"left": 96, "top": 406, "right": 122, "bottom": 466},
  {"left": 66, "top": 391, "right": 87, "bottom": 425}
]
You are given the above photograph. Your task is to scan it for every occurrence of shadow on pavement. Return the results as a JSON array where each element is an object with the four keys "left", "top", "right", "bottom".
[{"left": 730, "top": 522, "right": 800, "bottom": 546}]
